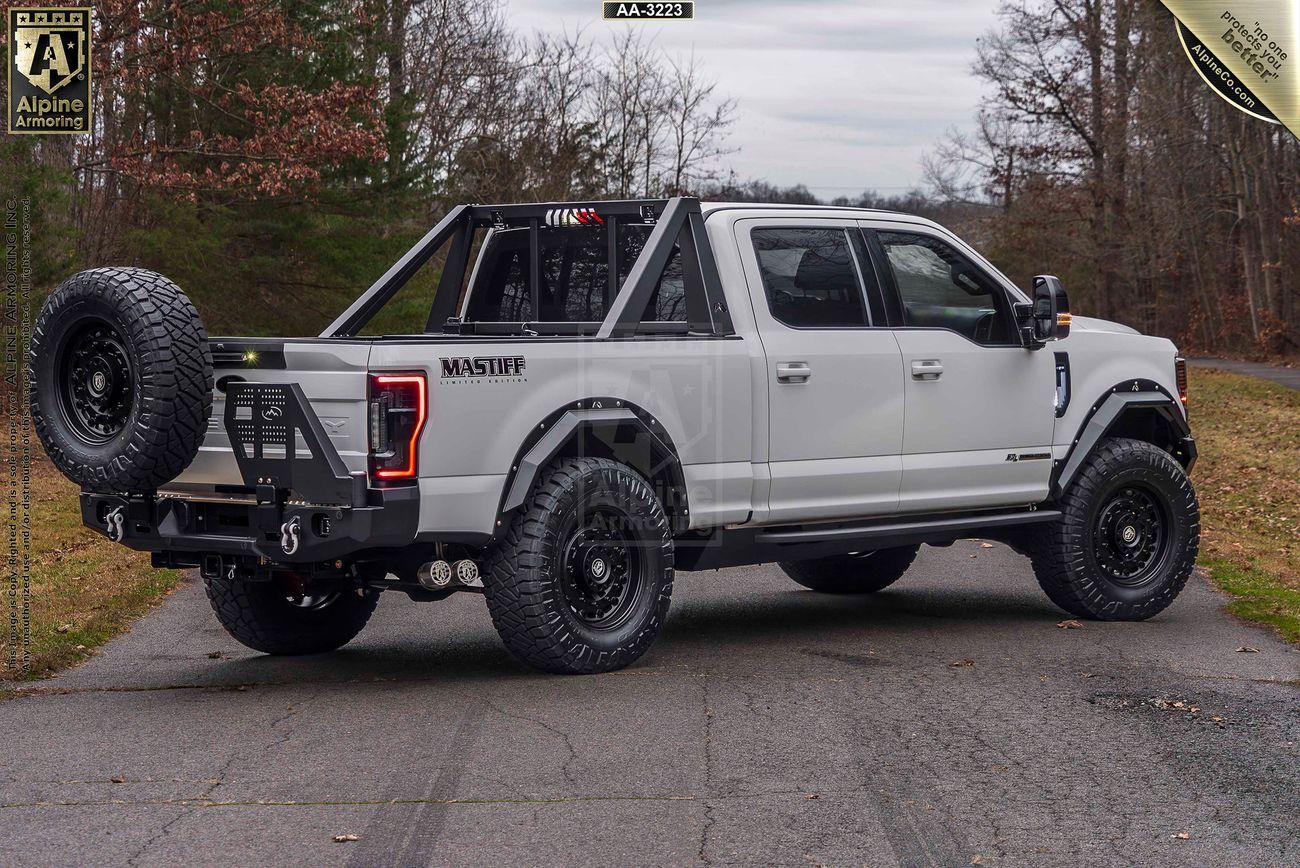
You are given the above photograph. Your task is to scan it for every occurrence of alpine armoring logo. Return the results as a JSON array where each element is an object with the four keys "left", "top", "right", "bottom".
[{"left": 440, "top": 356, "right": 527, "bottom": 382}]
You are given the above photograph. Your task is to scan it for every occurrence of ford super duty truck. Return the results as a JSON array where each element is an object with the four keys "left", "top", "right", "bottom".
[{"left": 29, "top": 197, "right": 1198, "bottom": 673}]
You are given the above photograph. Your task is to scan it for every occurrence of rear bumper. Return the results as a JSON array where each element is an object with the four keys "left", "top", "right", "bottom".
[{"left": 80, "top": 486, "right": 420, "bottom": 563}]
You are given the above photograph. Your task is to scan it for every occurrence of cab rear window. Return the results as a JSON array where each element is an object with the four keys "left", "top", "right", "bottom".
[{"left": 464, "top": 225, "right": 685, "bottom": 323}]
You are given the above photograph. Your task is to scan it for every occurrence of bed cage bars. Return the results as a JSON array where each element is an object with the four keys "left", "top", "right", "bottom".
[{"left": 321, "top": 197, "right": 736, "bottom": 339}]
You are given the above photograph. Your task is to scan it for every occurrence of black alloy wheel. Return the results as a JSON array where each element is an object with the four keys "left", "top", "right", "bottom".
[
  {"left": 57, "top": 319, "right": 135, "bottom": 445},
  {"left": 1092, "top": 484, "right": 1170, "bottom": 586},
  {"left": 558, "top": 505, "right": 644, "bottom": 629}
]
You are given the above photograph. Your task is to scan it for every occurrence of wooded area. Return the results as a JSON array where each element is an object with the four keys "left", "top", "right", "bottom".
[
  {"left": 2, "top": 0, "right": 1296, "bottom": 356},
  {"left": 924, "top": 0, "right": 1299, "bottom": 358},
  {"left": 3, "top": 0, "right": 735, "bottom": 334}
]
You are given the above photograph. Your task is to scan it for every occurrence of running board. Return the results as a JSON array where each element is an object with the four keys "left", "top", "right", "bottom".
[
  {"left": 675, "top": 509, "right": 1061, "bottom": 572},
  {"left": 754, "top": 509, "right": 1061, "bottom": 544}
]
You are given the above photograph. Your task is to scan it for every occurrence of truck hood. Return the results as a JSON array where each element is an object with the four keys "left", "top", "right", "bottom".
[{"left": 1069, "top": 315, "right": 1141, "bottom": 336}]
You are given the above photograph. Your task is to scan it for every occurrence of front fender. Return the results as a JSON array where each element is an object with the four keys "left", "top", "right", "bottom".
[{"left": 1052, "top": 381, "right": 1195, "bottom": 497}]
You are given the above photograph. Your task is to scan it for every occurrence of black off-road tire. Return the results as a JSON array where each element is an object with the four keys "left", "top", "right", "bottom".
[
  {"left": 31, "top": 268, "right": 213, "bottom": 493},
  {"left": 203, "top": 577, "right": 380, "bottom": 655},
  {"left": 482, "top": 457, "right": 674, "bottom": 674},
  {"left": 780, "top": 545, "right": 921, "bottom": 594},
  {"left": 1028, "top": 437, "right": 1199, "bottom": 620}
]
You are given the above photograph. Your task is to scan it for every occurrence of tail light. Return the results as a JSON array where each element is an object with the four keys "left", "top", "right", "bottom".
[
  {"left": 1175, "top": 355, "right": 1188, "bottom": 414},
  {"left": 368, "top": 372, "right": 427, "bottom": 484}
]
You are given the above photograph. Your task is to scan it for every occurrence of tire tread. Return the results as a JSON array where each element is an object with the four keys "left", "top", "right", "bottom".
[
  {"left": 1027, "top": 437, "right": 1199, "bottom": 620},
  {"left": 31, "top": 268, "right": 213, "bottom": 492}
]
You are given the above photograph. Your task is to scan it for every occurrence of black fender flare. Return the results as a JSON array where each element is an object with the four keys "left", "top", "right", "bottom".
[
  {"left": 498, "top": 399, "right": 689, "bottom": 531},
  {"left": 1052, "top": 379, "right": 1195, "bottom": 498}
]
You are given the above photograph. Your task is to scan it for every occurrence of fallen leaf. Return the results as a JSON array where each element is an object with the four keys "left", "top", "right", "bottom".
[
  {"left": 950, "top": 659, "right": 975, "bottom": 668},
  {"left": 1056, "top": 620, "right": 1082, "bottom": 629},
  {"left": 333, "top": 834, "right": 361, "bottom": 843},
  {"left": 207, "top": 651, "right": 222, "bottom": 659},
  {"left": 1235, "top": 646, "right": 1259, "bottom": 653},
  {"left": 110, "top": 776, "right": 125, "bottom": 784},
  {"left": 74, "top": 644, "right": 86, "bottom": 651},
  {"left": 971, "top": 856, "right": 985, "bottom": 865},
  {"left": 1150, "top": 698, "right": 1200, "bottom": 714},
  {"left": 56, "top": 624, "right": 72, "bottom": 634},
  {"left": 804, "top": 793, "right": 819, "bottom": 800},
  {"left": 1210, "top": 715, "right": 1224, "bottom": 723},
  {"left": 1171, "top": 831, "right": 1190, "bottom": 840},
  {"left": 980, "top": 543, "right": 994, "bottom": 549}
]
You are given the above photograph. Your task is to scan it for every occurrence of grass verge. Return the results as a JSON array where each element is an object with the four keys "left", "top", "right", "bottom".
[
  {"left": 1, "top": 453, "right": 180, "bottom": 682},
  {"left": 1190, "top": 369, "right": 1300, "bottom": 642}
]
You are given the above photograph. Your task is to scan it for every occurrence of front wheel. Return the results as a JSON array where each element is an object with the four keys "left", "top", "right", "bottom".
[
  {"left": 1029, "top": 437, "right": 1199, "bottom": 620},
  {"left": 482, "top": 457, "right": 674, "bottom": 674}
]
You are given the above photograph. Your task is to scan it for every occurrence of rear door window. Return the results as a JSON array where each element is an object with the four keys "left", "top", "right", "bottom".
[{"left": 751, "top": 228, "right": 870, "bottom": 327}]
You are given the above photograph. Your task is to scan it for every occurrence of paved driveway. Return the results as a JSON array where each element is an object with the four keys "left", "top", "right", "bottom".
[
  {"left": 1190, "top": 358, "right": 1300, "bottom": 390},
  {"left": 2, "top": 542, "right": 1297, "bottom": 866}
]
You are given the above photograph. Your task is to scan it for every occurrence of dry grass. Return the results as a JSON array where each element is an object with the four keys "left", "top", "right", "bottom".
[
  {"left": 1189, "top": 369, "right": 1300, "bottom": 641},
  {"left": 1, "top": 453, "right": 179, "bottom": 681}
]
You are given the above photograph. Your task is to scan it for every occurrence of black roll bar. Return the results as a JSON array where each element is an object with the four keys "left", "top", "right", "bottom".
[{"left": 323, "top": 197, "right": 733, "bottom": 339}]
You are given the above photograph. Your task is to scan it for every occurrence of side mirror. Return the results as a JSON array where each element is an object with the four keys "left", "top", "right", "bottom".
[{"left": 1020, "top": 274, "right": 1070, "bottom": 347}]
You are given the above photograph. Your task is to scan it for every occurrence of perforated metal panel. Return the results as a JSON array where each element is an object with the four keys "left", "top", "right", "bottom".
[{"left": 223, "top": 382, "right": 362, "bottom": 506}]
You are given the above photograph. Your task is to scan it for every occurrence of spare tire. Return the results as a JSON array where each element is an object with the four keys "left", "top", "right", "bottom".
[{"left": 30, "top": 267, "right": 213, "bottom": 493}]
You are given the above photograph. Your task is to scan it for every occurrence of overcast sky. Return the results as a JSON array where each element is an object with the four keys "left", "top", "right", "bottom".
[{"left": 505, "top": 0, "right": 1004, "bottom": 200}]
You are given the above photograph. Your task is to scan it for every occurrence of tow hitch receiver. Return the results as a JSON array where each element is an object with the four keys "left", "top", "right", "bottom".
[{"left": 224, "top": 381, "right": 365, "bottom": 507}]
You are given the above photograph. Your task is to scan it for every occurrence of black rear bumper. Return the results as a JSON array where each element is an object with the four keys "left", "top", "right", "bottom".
[
  {"left": 80, "top": 485, "right": 420, "bottom": 564},
  {"left": 78, "top": 377, "right": 420, "bottom": 565}
]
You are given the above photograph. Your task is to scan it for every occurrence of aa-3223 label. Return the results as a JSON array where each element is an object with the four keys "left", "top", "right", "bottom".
[{"left": 603, "top": 2, "right": 694, "bottom": 20}]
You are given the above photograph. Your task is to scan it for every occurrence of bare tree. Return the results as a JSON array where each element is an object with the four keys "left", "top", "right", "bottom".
[{"left": 663, "top": 51, "right": 735, "bottom": 194}]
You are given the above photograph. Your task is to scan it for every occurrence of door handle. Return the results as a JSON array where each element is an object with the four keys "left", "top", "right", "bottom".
[
  {"left": 911, "top": 359, "right": 944, "bottom": 380},
  {"left": 776, "top": 362, "right": 812, "bottom": 383}
]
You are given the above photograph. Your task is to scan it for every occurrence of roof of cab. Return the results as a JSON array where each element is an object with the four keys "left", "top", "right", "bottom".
[{"left": 700, "top": 201, "right": 944, "bottom": 230}]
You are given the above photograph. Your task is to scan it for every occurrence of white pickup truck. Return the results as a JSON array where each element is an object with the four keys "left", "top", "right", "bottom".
[{"left": 30, "top": 197, "right": 1198, "bottom": 673}]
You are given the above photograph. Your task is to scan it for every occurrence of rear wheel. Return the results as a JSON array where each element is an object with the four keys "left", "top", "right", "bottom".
[
  {"left": 203, "top": 574, "right": 379, "bottom": 655},
  {"left": 482, "top": 457, "right": 674, "bottom": 674},
  {"left": 1028, "top": 437, "right": 1198, "bottom": 620},
  {"left": 780, "top": 545, "right": 920, "bottom": 594}
]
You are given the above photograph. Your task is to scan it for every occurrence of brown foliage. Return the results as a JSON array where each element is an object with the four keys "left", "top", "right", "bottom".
[{"left": 927, "top": 0, "right": 1299, "bottom": 359}]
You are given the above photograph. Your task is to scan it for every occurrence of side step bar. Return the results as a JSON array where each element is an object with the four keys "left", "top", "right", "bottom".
[
  {"left": 675, "top": 508, "right": 1061, "bottom": 572},
  {"left": 755, "top": 509, "right": 1061, "bottom": 545}
]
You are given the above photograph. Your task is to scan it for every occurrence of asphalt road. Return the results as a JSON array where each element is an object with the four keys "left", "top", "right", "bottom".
[
  {"left": 1190, "top": 358, "right": 1300, "bottom": 391},
  {"left": 2, "top": 542, "right": 1297, "bottom": 867}
]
